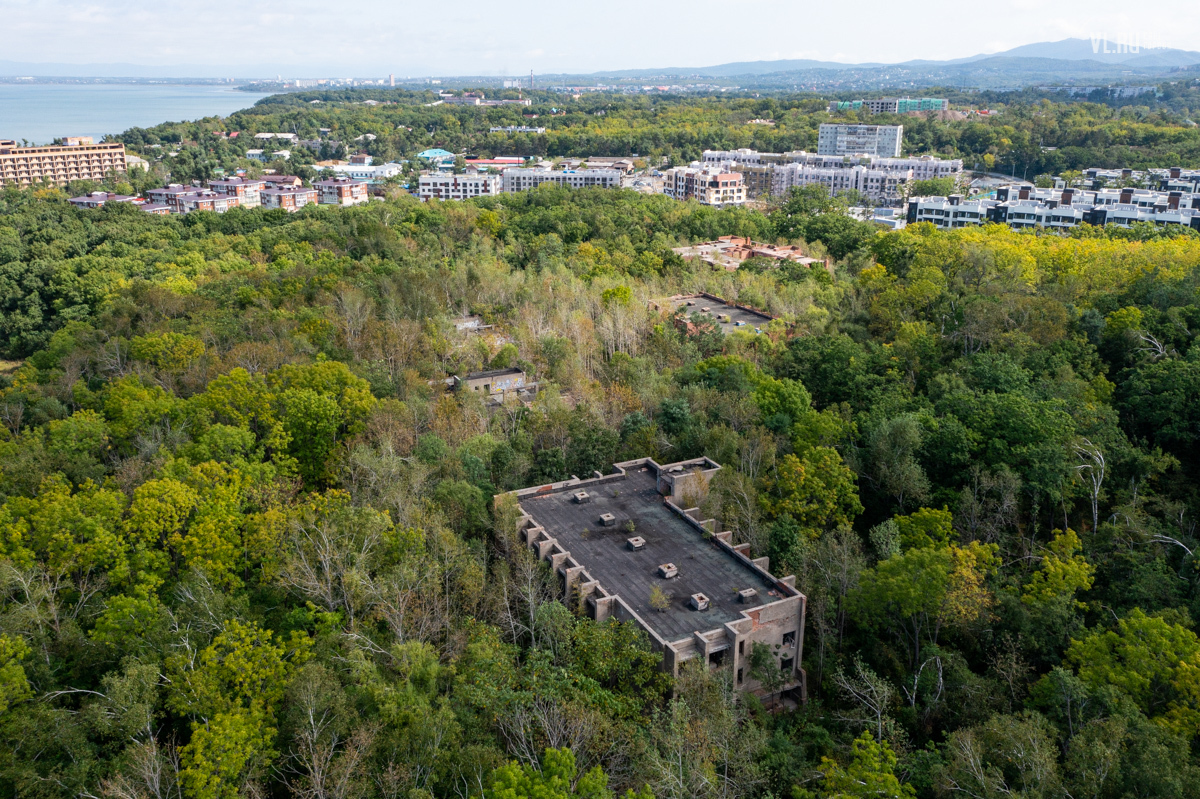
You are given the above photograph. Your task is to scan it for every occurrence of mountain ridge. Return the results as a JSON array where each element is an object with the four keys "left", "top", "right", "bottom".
[{"left": 592, "top": 39, "right": 1200, "bottom": 78}]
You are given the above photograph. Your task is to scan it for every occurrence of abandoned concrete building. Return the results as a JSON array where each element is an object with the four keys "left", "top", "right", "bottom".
[
  {"left": 455, "top": 367, "right": 527, "bottom": 396},
  {"left": 504, "top": 457, "right": 806, "bottom": 699},
  {"left": 649, "top": 292, "right": 778, "bottom": 336}
]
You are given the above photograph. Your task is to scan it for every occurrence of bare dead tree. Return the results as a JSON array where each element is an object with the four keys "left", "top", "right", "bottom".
[
  {"left": 94, "top": 739, "right": 183, "bottom": 799},
  {"left": 901, "top": 656, "right": 945, "bottom": 709},
  {"left": 283, "top": 721, "right": 374, "bottom": 799},
  {"left": 372, "top": 560, "right": 448, "bottom": 645},
  {"left": 335, "top": 287, "right": 373, "bottom": 355},
  {"left": 1135, "top": 331, "right": 1175, "bottom": 361},
  {"left": 277, "top": 511, "right": 385, "bottom": 629},
  {"left": 0, "top": 400, "right": 24, "bottom": 436},
  {"left": 498, "top": 696, "right": 602, "bottom": 772},
  {"left": 832, "top": 656, "right": 896, "bottom": 743},
  {"left": 1075, "top": 438, "right": 1106, "bottom": 533}
]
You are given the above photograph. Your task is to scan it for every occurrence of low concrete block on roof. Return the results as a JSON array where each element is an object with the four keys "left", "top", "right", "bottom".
[{"left": 504, "top": 457, "right": 806, "bottom": 699}]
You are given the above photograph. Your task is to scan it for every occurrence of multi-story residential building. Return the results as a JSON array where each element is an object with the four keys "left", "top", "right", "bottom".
[
  {"left": 261, "top": 186, "right": 318, "bottom": 211},
  {"left": 247, "top": 150, "right": 290, "bottom": 162},
  {"left": 906, "top": 184, "right": 1200, "bottom": 233},
  {"left": 704, "top": 148, "right": 959, "bottom": 203},
  {"left": 817, "top": 124, "right": 903, "bottom": 157},
  {"left": 993, "top": 184, "right": 1200, "bottom": 212},
  {"left": 1151, "top": 167, "right": 1200, "bottom": 194},
  {"left": 176, "top": 190, "right": 239, "bottom": 214},
  {"left": 768, "top": 163, "right": 912, "bottom": 205},
  {"left": 907, "top": 195, "right": 996, "bottom": 229},
  {"left": 501, "top": 168, "right": 621, "bottom": 192},
  {"left": 828, "top": 97, "right": 948, "bottom": 114},
  {"left": 68, "top": 191, "right": 137, "bottom": 209},
  {"left": 260, "top": 175, "right": 304, "bottom": 189},
  {"left": 661, "top": 164, "right": 746, "bottom": 206},
  {"left": 868, "top": 155, "right": 959, "bottom": 182},
  {"left": 207, "top": 177, "right": 265, "bottom": 209},
  {"left": 144, "top": 185, "right": 242, "bottom": 214},
  {"left": 252, "top": 132, "right": 299, "bottom": 143},
  {"left": 314, "top": 177, "right": 369, "bottom": 206},
  {"left": 145, "top": 184, "right": 206, "bottom": 213},
  {"left": 318, "top": 161, "right": 405, "bottom": 183},
  {"left": 0, "top": 139, "right": 127, "bottom": 188},
  {"left": 706, "top": 148, "right": 960, "bottom": 179},
  {"left": 1082, "top": 167, "right": 1144, "bottom": 188},
  {"left": 140, "top": 204, "right": 172, "bottom": 215},
  {"left": 418, "top": 172, "right": 501, "bottom": 201},
  {"left": 489, "top": 126, "right": 547, "bottom": 134},
  {"left": 443, "top": 92, "right": 485, "bottom": 106}
]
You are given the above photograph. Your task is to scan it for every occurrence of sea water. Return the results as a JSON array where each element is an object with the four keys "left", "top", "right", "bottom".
[{"left": 0, "top": 83, "right": 272, "bottom": 144}]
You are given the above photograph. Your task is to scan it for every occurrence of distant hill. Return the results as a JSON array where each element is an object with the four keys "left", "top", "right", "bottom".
[
  {"left": 3, "top": 37, "right": 1199, "bottom": 88},
  {"left": 589, "top": 38, "right": 1200, "bottom": 81},
  {"left": 982, "top": 38, "right": 1200, "bottom": 66}
]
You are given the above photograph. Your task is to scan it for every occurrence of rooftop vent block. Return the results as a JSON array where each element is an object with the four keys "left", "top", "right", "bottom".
[
  {"left": 737, "top": 588, "right": 758, "bottom": 604},
  {"left": 690, "top": 593, "right": 710, "bottom": 611},
  {"left": 598, "top": 513, "right": 616, "bottom": 527},
  {"left": 627, "top": 536, "right": 646, "bottom": 551},
  {"left": 573, "top": 491, "right": 590, "bottom": 504},
  {"left": 658, "top": 563, "right": 678, "bottom": 579}
]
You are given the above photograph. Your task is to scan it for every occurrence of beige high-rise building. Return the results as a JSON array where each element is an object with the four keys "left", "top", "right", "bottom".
[{"left": 0, "top": 139, "right": 128, "bottom": 188}]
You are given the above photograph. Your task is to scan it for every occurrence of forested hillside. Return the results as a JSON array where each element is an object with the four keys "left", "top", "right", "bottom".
[{"left": 3, "top": 181, "right": 1200, "bottom": 799}]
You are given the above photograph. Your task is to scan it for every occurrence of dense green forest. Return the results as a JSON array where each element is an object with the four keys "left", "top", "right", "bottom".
[
  {"left": 6, "top": 172, "right": 1200, "bottom": 799},
  {"left": 112, "top": 89, "right": 1200, "bottom": 189}
]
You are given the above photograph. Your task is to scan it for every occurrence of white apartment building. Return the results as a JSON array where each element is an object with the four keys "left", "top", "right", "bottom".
[
  {"left": 906, "top": 184, "right": 1200, "bottom": 233},
  {"left": 501, "top": 168, "right": 621, "bottom": 192},
  {"left": 321, "top": 162, "right": 404, "bottom": 182},
  {"left": 907, "top": 195, "right": 996, "bottom": 230},
  {"left": 870, "top": 156, "right": 959, "bottom": 182},
  {"left": 769, "top": 163, "right": 912, "bottom": 205},
  {"left": 817, "top": 124, "right": 903, "bottom": 157},
  {"left": 661, "top": 163, "right": 746, "bottom": 207},
  {"left": 702, "top": 149, "right": 960, "bottom": 203},
  {"left": 246, "top": 150, "right": 291, "bottom": 162},
  {"left": 418, "top": 172, "right": 502, "bottom": 201}
]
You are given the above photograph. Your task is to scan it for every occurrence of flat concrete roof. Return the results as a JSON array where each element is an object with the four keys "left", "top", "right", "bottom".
[
  {"left": 518, "top": 465, "right": 782, "bottom": 642},
  {"left": 653, "top": 293, "right": 775, "bottom": 335},
  {"left": 464, "top": 367, "right": 523, "bottom": 380}
]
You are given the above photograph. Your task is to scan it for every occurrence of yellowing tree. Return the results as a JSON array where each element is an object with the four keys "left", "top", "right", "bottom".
[
  {"left": 1023, "top": 529, "right": 1094, "bottom": 608},
  {"left": 761, "top": 448, "right": 863, "bottom": 537}
]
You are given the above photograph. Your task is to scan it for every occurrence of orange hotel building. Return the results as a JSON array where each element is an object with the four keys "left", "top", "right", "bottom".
[{"left": 0, "top": 139, "right": 128, "bottom": 188}]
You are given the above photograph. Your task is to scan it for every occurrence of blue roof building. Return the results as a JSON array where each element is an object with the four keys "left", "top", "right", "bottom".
[{"left": 417, "top": 148, "right": 456, "bottom": 163}]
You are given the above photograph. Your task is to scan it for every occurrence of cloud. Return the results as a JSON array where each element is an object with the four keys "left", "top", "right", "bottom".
[{"left": 0, "top": 0, "right": 1197, "bottom": 75}]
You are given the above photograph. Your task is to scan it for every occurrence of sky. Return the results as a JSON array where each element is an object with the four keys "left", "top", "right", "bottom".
[{"left": 2, "top": 0, "right": 1200, "bottom": 77}]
